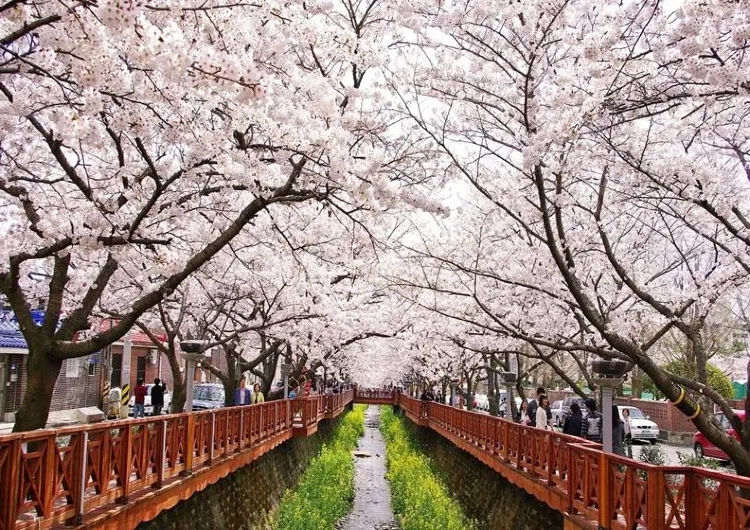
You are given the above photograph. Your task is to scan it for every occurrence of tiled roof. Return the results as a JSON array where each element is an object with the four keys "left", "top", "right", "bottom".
[{"left": 0, "top": 321, "right": 27, "bottom": 350}]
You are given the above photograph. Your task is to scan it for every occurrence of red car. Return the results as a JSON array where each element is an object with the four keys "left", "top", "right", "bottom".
[{"left": 692, "top": 410, "right": 745, "bottom": 460}]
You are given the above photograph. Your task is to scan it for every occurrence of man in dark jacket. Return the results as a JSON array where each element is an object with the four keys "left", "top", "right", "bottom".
[
  {"left": 234, "top": 377, "right": 251, "bottom": 406},
  {"left": 562, "top": 402, "right": 583, "bottom": 437},
  {"left": 151, "top": 378, "right": 166, "bottom": 415},
  {"left": 527, "top": 387, "right": 545, "bottom": 427}
]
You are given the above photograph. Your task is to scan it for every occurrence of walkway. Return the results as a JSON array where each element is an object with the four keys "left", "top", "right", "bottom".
[
  {"left": 0, "top": 391, "right": 353, "bottom": 530},
  {"left": 339, "top": 406, "right": 397, "bottom": 530}
]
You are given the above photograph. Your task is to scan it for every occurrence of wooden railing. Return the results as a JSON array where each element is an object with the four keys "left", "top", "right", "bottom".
[
  {"left": 398, "top": 394, "right": 750, "bottom": 530},
  {"left": 0, "top": 393, "right": 353, "bottom": 530},
  {"left": 353, "top": 389, "right": 397, "bottom": 403}
]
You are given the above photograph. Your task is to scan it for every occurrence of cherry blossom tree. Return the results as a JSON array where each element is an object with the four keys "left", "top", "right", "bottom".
[
  {"left": 387, "top": 0, "right": 750, "bottom": 473},
  {"left": 0, "top": 0, "right": 443, "bottom": 431}
]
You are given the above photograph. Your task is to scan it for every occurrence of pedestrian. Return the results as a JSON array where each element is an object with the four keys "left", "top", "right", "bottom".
[
  {"left": 133, "top": 379, "right": 147, "bottom": 418},
  {"left": 252, "top": 383, "right": 265, "bottom": 404},
  {"left": 622, "top": 408, "right": 633, "bottom": 457},
  {"left": 420, "top": 387, "right": 434, "bottom": 418},
  {"left": 150, "top": 378, "right": 165, "bottom": 416},
  {"left": 536, "top": 395, "right": 551, "bottom": 430},
  {"left": 527, "top": 387, "right": 545, "bottom": 427},
  {"left": 612, "top": 405, "right": 626, "bottom": 457},
  {"left": 581, "top": 398, "right": 603, "bottom": 443},
  {"left": 562, "top": 402, "right": 583, "bottom": 437},
  {"left": 234, "top": 377, "right": 251, "bottom": 406},
  {"left": 517, "top": 399, "right": 531, "bottom": 425}
]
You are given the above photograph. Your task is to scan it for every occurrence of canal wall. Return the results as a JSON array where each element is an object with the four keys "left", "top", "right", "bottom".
[
  {"left": 137, "top": 419, "right": 339, "bottom": 530},
  {"left": 405, "top": 418, "right": 563, "bottom": 530}
]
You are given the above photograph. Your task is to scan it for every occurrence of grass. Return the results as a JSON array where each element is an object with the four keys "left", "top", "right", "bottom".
[
  {"left": 379, "top": 406, "right": 475, "bottom": 530},
  {"left": 273, "top": 404, "right": 365, "bottom": 530}
]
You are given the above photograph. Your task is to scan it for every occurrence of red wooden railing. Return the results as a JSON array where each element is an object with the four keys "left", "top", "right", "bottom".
[
  {"left": 0, "top": 392, "right": 353, "bottom": 530},
  {"left": 398, "top": 394, "right": 750, "bottom": 530}
]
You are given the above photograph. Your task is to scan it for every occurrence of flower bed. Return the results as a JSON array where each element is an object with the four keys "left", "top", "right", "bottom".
[{"left": 380, "top": 406, "right": 475, "bottom": 530}]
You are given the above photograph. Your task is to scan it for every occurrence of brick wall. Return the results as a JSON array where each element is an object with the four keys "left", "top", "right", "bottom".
[
  {"left": 614, "top": 397, "right": 697, "bottom": 434},
  {"left": 3, "top": 354, "right": 102, "bottom": 417}
]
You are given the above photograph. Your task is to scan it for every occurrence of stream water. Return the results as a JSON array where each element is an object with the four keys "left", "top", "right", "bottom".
[{"left": 338, "top": 406, "right": 399, "bottom": 530}]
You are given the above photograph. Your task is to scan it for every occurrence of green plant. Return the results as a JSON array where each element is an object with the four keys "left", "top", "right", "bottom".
[
  {"left": 637, "top": 443, "right": 667, "bottom": 466},
  {"left": 273, "top": 405, "right": 365, "bottom": 530},
  {"left": 379, "top": 406, "right": 475, "bottom": 530},
  {"left": 641, "top": 361, "right": 733, "bottom": 400}
]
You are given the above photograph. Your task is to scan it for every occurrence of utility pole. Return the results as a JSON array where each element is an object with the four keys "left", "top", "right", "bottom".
[{"left": 119, "top": 333, "right": 132, "bottom": 418}]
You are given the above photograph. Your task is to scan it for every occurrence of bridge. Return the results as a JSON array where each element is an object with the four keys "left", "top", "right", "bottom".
[{"left": 1, "top": 389, "right": 748, "bottom": 530}]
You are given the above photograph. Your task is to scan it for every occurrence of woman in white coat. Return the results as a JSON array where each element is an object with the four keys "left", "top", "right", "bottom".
[{"left": 536, "top": 395, "right": 551, "bottom": 430}]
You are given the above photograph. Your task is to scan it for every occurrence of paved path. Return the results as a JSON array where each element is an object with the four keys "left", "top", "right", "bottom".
[{"left": 339, "top": 406, "right": 399, "bottom": 530}]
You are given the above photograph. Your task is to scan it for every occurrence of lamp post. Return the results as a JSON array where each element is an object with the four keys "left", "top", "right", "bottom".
[
  {"left": 180, "top": 340, "right": 206, "bottom": 412},
  {"left": 499, "top": 371, "right": 517, "bottom": 419},
  {"left": 591, "top": 359, "right": 630, "bottom": 453},
  {"left": 449, "top": 377, "right": 460, "bottom": 407}
]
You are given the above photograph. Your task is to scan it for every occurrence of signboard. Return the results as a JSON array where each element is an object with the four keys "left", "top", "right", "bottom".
[{"left": 280, "top": 363, "right": 294, "bottom": 377}]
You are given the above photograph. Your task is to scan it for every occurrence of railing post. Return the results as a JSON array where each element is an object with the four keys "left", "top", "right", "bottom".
[
  {"left": 1, "top": 438, "right": 21, "bottom": 529},
  {"left": 208, "top": 412, "right": 216, "bottom": 464},
  {"left": 40, "top": 435, "right": 56, "bottom": 517},
  {"left": 260, "top": 406, "right": 264, "bottom": 439},
  {"left": 70, "top": 432, "right": 88, "bottom": 525},
  {"left": 683, "top": 469, "right": 697, "bottom": 528},
  {"left": 567, "top": 443, "right": 574, "bottom": 513},
  {"left": 598, "top": 452, "right": 612, "bottom": 530},
  {"left": 547, "top": 433, "right": 554, "bottom": 485},
  {"left": 118, "top": 424, "right": 133, "bottom": 504},
  {"left": 238, "top": 409, "right": 244, "bottom": 452},
  {"left": 181, "top": 414, "right": 194, "bottom": 476},
  {"left": 155, "top": 419, "right": 166, "bottom": 489},
  {"left": 646, "top": 467, "right": 665, "bottom": 528}
]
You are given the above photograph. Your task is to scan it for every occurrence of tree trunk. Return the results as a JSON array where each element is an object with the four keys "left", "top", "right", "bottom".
[
  {"left": 165, "top": 348, "right": 186, "bottom": 413},
  {"left": 13, "top": 348, "right": 62, "bottom": 432}
]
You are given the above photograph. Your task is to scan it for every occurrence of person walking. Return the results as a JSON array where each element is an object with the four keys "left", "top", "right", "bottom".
[
  {"left": 581, "top": 398, "right": 603, "bottom": 443},
  {"left": 252, "top": 383, "right": 265, "bottom": 404},
  {"left": 562, "top": 402, "right": 583, "bottom": 437},
  {"left": 150, "top": 378, "right": 165, "bottom": 416},
  {"left": 612, "top": 405, "right": 626, "bottom": 456},
  {"left": 536, "top": 395, "right": 552, "bottom": 430},
  {"left": 234, "top": 377, "right": 251, "bottom": 406},
  {"left": 527, "top": 387, "right": 545, "bottom": 427},
  {"left": 622, "top": 408, "right": 633, "bottom": 457},
  {"left": 133, "top": 379, "right": 147, "bottom": 418}
]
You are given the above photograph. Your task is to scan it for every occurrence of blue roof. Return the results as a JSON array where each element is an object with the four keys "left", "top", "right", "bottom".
[{"left": 0, "top": 321, "right": 27, "bottom": 350}]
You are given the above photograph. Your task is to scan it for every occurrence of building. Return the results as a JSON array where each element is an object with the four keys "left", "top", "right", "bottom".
[{"left": 0, "top": 312, "right": 101, "bottom": 423}]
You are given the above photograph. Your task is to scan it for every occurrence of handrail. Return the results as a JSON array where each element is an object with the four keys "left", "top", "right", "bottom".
[
  {"left": 0, "top": 392, "right": 353, "bottom": 530},
  {"left": 396, "top": 394, "right": 750, "bottom": 530}
]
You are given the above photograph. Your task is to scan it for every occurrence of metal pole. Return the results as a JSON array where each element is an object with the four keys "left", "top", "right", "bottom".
[
  {"left": 283, "top": 374, "right": 289, "bottom": 400},
  {"left": 601, "top": 385, "right": 614, "bottom": 453},
  {"left": 185, "top": 358, "right": 195, "bottom": 412},
  {"left": 119, "top": 333, "right": 132, "bottom": 418}
]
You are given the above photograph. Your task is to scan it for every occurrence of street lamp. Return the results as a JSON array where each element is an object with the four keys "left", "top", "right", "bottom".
[
  {"left": 449, "top": 377, "right": 460, "bottom": 407},
  {"left": 591, "top": 359, "right": 630, "bottom": 453},
  {"left": 499, "top": 371, "right": 517, "bottom": 418},
  {"left": 180, "top": 340, "right": 207, "bottom": 412}
]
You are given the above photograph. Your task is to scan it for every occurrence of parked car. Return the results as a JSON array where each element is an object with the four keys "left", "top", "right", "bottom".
[
  {"left": 192, "top": 383, "right": 226, "bottom": 410},
  {"left": 693, "top": 410, "right": 745, "bottom": 460},
  {"left": 551, "top": 400, "right": 564, "bottom": 426},
  {"left": 618, "top": 406, "right": 659, "bottom": 443},
  {"left": 128, "top": 384, "right": 172, "bottom": 415}
]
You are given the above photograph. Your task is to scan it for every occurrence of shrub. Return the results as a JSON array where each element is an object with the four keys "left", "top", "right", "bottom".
[
  {"left": 380, "top": 406, "right": 475, "bottom": 530},
  {"left": 274, "top": 405, "right": 365, "bottom": 530}
]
